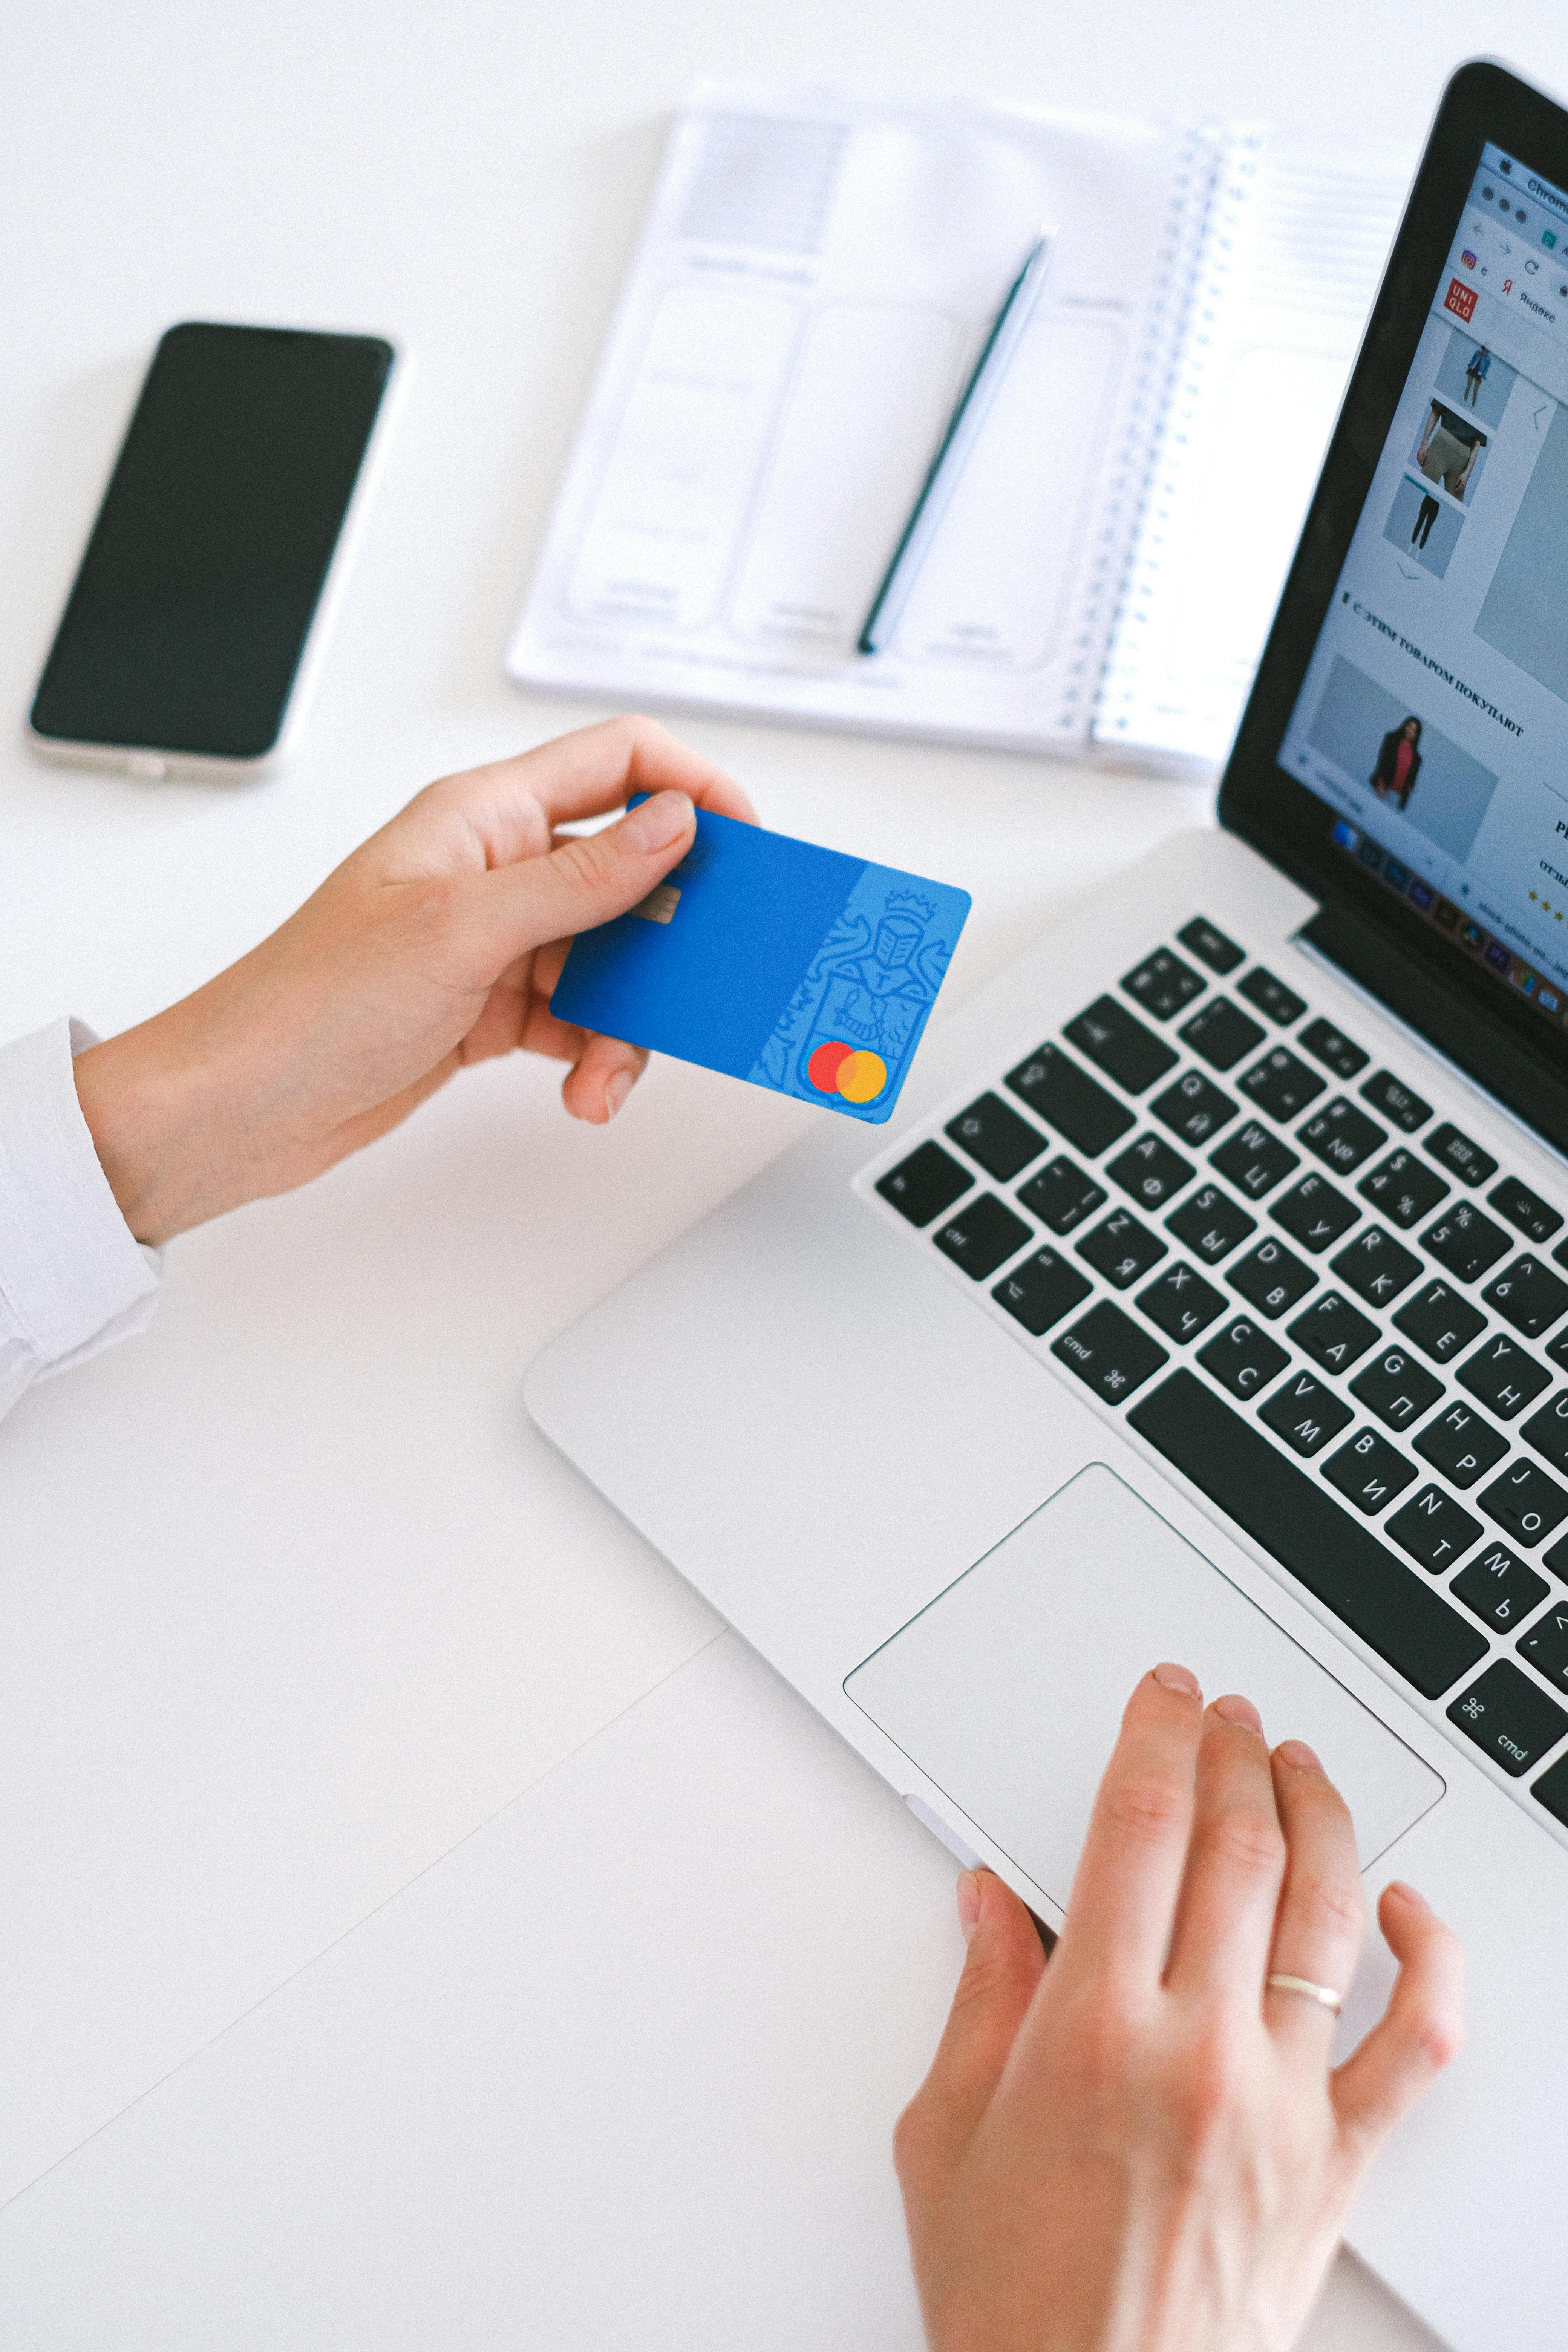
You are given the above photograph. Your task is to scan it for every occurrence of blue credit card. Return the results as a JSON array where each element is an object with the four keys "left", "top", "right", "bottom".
[{"left": 551, "top": 807, "right": 971, "bottom": 1122}]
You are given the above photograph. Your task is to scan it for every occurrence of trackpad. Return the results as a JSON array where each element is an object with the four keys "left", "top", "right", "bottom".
[{"left": 845, "top": 1464, "right": 1443, "bottom": 1906}]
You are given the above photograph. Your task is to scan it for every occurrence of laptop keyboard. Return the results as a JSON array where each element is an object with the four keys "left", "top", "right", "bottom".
[{"left": 863, "top": 913, "right": 1568, "bottom": 1837}]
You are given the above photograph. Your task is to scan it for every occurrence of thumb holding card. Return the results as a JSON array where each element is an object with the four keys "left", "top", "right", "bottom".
[{"left": 71, "top": 721, "right": 760, "bottom": 1240}]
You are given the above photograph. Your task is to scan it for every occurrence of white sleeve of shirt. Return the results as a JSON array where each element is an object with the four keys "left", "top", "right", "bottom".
[{"left": 0, "top": 1019, "right": 162, "bottom": 1424}]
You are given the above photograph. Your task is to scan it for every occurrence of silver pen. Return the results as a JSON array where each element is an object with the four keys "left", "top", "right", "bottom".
[{"left": 858, "top": 225, "right": 1057, "bottom": 656}]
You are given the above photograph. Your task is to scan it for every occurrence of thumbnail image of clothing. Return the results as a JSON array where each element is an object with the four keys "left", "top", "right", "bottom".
[
  {"left": 1418, "top": 401, "right": 1485, "bottom": 500},
  {"left": 1372, "top": 726, "right": 1422, "bottom": 810},
  {"left": 1412, "top": 493, "right": 1440, "bottom": 548},
  {"left": 1464, "top": 345, "right": 1491, "bottom": 407}
]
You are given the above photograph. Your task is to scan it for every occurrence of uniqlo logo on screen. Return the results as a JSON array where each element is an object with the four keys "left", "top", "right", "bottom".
[{"left": 1445, "top": 276, "right": 1478, "bottom": 320}]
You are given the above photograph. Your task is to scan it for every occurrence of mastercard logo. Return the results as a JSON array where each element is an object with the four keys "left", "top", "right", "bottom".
[{"left": 807, "top": 1040, "right": 887, "bottom": 1104}]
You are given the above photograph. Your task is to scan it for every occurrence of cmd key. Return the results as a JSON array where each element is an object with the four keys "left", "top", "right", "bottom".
[
  {"left": 1448, "top": 1660, "right": 1568, "bottom": 1777},
  {"left": 1052, "top": 1300, "right": 1168, "bottom": 1403}
]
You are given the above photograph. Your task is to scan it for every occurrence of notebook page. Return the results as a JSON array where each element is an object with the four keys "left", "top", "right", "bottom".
[
  {"left": 1093, "top": 134, "right": 1412, "bottom": 772},
  {"left": 507, "top": 85, "right": 1211, "bottom": 753}
]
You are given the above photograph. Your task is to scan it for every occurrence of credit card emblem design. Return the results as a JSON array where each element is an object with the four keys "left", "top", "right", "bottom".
[{"left": 775, "top": 891, "right": 952, "bottom": 1110}]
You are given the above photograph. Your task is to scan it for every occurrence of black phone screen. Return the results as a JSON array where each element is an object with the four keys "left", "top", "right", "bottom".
[{"left": 30, "top": 322, "right": 394, "bottom": 761}]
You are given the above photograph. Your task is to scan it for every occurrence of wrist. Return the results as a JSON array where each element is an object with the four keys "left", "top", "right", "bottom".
[{"left": 73, "top": 994, "right": 243, "bottom": 1245}]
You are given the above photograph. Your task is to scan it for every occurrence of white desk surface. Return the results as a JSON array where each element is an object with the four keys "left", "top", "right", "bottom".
[{"left": 5, "top": 3, "right": 1563, "bottom": 2343}]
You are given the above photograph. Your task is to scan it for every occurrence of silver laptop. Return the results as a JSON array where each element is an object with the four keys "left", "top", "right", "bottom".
[{"left": 528, "top": 61, "right": 1568, "bottom": 2350}]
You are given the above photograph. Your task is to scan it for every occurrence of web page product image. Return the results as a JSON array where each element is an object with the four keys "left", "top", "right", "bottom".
[
  {"left": 1433, "top": 323, "right": 1518, "bottom": 426},
  {"left": 1306, "top": 654, "right": 1498, "bottom": 856},
  {"left": 1383, "top": 475, "right": 1464, "bottom": 577},
  {"left": 1413, "top": 397, "right": 1488, "bottom": 502},
  {"left": 1280, "top": 139, "right": 1568, "bottom": 1029}
]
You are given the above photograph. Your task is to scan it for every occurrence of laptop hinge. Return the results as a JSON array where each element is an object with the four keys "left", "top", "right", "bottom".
[{"left": 1302, "top": 902, "right": 1568, "bottom": 1164}]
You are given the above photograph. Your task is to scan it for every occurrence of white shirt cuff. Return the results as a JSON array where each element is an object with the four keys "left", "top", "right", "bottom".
[{"left": 0, "top": 1019, "right": 162, "bottom": 1408}]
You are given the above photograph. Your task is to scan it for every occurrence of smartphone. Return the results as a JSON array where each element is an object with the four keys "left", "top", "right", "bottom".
[{"left": 28, "top": 321, "right": 400, "bottom": 780}]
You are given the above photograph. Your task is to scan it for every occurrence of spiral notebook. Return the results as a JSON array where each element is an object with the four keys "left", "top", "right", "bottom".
[{"left": 507, "top": 84, "right": 1410, "bottom": 773}]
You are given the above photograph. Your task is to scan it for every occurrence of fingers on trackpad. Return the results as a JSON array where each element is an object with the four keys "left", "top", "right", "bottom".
[{"left": 846, "top": 1464, "right": 1444, "bottom": 1912}]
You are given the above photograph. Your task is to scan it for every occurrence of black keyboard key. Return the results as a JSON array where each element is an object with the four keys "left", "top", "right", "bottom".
[
  {"left": 1128, "top": 1370, "right": 1487, "bottom": 1698},
  {"left": 1484, "top": 1255, "right": 1568, "bottom": 1341},
  {"left": 1518, "top": 1597, "right": 1568, "bottom": 1689},
  {"left": 1415, "top": 1402, "right": 1509, "bottom": 1489},
  {"left": 1523, "top": 1392, "right": 1568, "bottom": 1476},
  {"left": 1548, "top": 1327, "right": 1568, "bottom": 1377},
  {"left": 1211, "top": 1121, "right": 1298, "bottom": 1199},
  {"left": 1106, "top": 1132, "right": 1195, "bottom": 1212},
  {"left": 1426, "top": 1122, "right": 1499, "bottom": 1187},
  {"left": 1064, "top": 996, "right": 1179, "bottom": 1095},
  {"left": 1197, "top": 1317, "right": 1289, "bottom": 1400},
  {"left": 1357, "top": 1148, "right": 1449, "bottom": 1230},
  {"left": 1136, "top": 1261, "right": 1227, "bottom": 1344},
  {"left": 1330, "top": 1225, "right": 1422, "bottom": 1308},
  {"left": 1052, "top": 1300, "right": 1168, "bottom": 1404},
  {"left": 1453, "top": 1543, "right": 1548, "bottom": 1633},
  {"left": 1299, "top": 1017, "right": 1369, "bottom": 1079},
  {"left": 1534, "top": 1749, "right": 1568, "bottom": 1824},
  {"left": 1449, "top": 1660, "right": 1568, "bottom": 1776},
  {"left": 1178, "top": 916, "right": 1245, "bottom": 975},
  {"left": 1228, "top": 1236, "right": 1317, "bottom": 1319},
  {"left": 1271, "top": 1173, "right": 1359, "bottom": 1254},
  {"left": 1077, "top": 1207, "right": 1166, "bottom": 1289},
  {"left": 1237, "top": 966, "right": 1308, "bottom": 1025},
  {"left": 945, "top": 1093, "right": 1047, "bottom": 1184},
  {"left": 934, "top": 1194, "right": 1032, "bottom": 1280},
  {"left": 992, "top": 1247, "right": 1092, "bottom": 1337},
  {"left": 1393, "top": 1279, "right": 1487, "bottom": 1366},
  {"left": 1323, "top": 1428, "right": 1419, "bottom": 1516},
  {"left": 1260, "top": 1369, "right": 1354, "bottom": 1457},
  {"left": 1387, "top": 1486, "right": 1482, "bottom": 1573},
  {"left": 1239, "top": 1047, "right": 1325, "bottom": 1124},
  {"left": 1150, "top": 1069, "right": 1237, "bottom": 1148},
  {"left": 1005, "top": 1044, "right": 1135, "bottom": 1158},
  {"left": 1544, "top": 1528, "right": 1568, "bottom": 1581},
  {"left": 1289, "top": 1290, "right": 1380, "bottom": 1374},
  {"left": 1297, "top": 1096, "right": 1386, "bottom": 1175},
  {"left": 1480, "top": 1456, "right": 1568, "bottom": 1547},
  {"left": 1122, "top": 948, "right": 1205, "bottom": 1020},
  {"left": 1165, "top": 1183, "right": 1256, "bottom": 1265},
  {"left": 1349, "top": 1345, "right": 1444, "bottom": 1433},
  {"left": 1360, "top": 1069, "right": 1433, "bottom": 1131},
  {"left": 877, "top": 1142, "right": 972, "bottom": 1228},
  {"left": 1492, "top": 1176, "right": 1562, "bottom": 1245},
  {"left": 1422, "top": 1199, "right": 1510, "bottom": 1285},
  {"left": 1458, "top": 1333, "right": 1551, "bottom": 1421},
  {"left": 1179, "top": 998, "right": 1266, "bottom": 1073},
  {"left": 1017, "top": 1156, "right": 1107, "bottom": 1236}
]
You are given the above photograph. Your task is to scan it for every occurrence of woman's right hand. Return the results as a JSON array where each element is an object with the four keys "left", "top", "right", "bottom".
[{"left": 894, "top": 1664, "right": 1464, "bottom": 2352}]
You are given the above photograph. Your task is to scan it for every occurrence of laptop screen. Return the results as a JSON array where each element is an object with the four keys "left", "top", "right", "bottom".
[{"left": 1277, "top": 139, "right": 1568, "bottom": 1040}]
